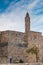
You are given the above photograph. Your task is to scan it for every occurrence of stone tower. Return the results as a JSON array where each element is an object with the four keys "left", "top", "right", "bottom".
[
  {"left": 24, "top": 12, "right": 30, "bottom": 45},
  {"left": 25, "top": 12, "right": 30, "bottom": 33}
]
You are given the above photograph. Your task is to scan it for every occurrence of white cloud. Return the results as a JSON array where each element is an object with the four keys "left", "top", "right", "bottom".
[
  {"left": 28, "top": 0, "right": 39, "bottom": 10},
  {"left": 0, "top": 12, "right": 25, "bottom": 32},
  {"left": 0, "top": 0, "right": 43, "bottom": 35},
  {"left": 31, "top": 14, "right": 43, "bottom": 34}
]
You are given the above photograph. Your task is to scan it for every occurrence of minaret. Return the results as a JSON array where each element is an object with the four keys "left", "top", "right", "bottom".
[
  {"left": 24, "top": 12, "right": 30, "bottom": 45},
  {"left": 25, "top": 12, "right": 30, "bottom": 33}
]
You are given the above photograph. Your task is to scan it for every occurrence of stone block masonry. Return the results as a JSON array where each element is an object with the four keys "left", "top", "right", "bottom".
[{"left": 0, "top": 12, "right": 43, "bottom": 63}]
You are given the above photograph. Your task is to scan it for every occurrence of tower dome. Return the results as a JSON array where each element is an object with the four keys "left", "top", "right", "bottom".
[{"left": 26, "top": 12, "right": 29, "bottom": 17}]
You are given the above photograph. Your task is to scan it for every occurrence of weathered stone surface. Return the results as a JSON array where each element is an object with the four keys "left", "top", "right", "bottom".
[{"left": 0, "top": 12, "right": 43, "bottom": 63}]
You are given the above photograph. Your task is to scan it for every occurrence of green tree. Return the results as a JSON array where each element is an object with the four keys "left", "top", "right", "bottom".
[{"left": 26, "top": 45, "right": 39, "bottom": 62}]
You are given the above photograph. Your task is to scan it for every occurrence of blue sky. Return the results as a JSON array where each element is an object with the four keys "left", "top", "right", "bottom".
[{"left": 0, "top": 0, "right": 43, "bottom": 34}]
